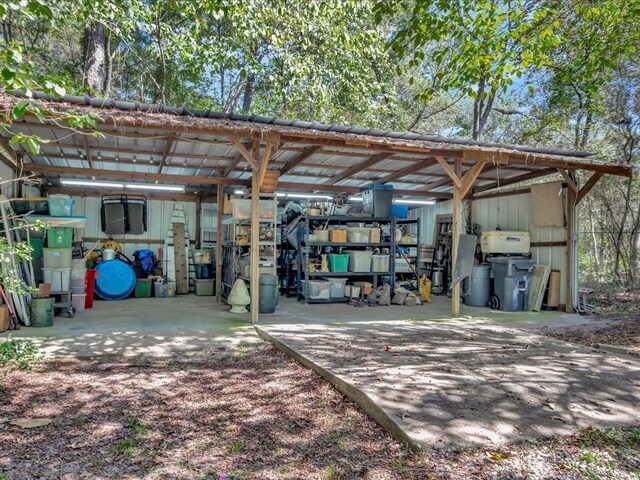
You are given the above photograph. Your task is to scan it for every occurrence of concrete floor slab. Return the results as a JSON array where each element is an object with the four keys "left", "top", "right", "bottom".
[{"left": 257, "top": 321, "right": 640, "bottom": 450}]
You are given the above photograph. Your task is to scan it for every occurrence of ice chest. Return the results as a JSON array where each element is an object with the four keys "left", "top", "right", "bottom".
[
  {"left": 481, "top": 231, "right": 531, "bottom": 254},
  {"left": 194, "top": 279, "right": 214, "bottom": 296}
]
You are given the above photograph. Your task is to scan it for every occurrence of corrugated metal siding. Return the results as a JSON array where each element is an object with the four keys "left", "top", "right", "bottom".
[
  {"left": 0, "top": 162, "right": 16, "bottom": 196},
  {"left": 410, "top": 192, "right": 570, "bottom": 305},
  {"left": 71, "top": 196, "right": 197, "bottom": 258},
  {"left": 471, "top": 193, "right": 568, "bottom": 304}
]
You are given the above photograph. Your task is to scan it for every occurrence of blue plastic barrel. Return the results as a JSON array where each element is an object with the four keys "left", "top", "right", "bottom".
[{"left": 94, "top": 259, "right": 136, "bottom": 300}]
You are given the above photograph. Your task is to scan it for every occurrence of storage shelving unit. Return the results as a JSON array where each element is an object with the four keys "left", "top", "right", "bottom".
[
  {"left": 395, "top": 218, "right": 421, "bottom": 280},
  {"left": 220, "top": 197, "right": 278, "bottom": 299},
  {"left": 295, "top": 215, "right": 396, "bottom": 304},
  {"left": 426, "top": 215, "right": 453, "bottom": 295}
]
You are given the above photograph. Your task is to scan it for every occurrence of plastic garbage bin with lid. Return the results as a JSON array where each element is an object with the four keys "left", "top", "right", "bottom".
[
  {"left": 258, "top": 274, "right": 278, "bottom": 314},
  {"left": 489, "top": 257, "right": 535, "bottom": 311},
  {"left": 462, "top": 264, "right": 491, "bottom": 307}
]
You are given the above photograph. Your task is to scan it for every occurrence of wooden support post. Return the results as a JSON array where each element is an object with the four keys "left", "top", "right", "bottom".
[
  {"left": 557, "top": 168, "right": 578, "bottom": 193},
  {"left": 215, "top": 187, "right": 223, "bottom": 302},
  {"left": 250, "top": 169, "right": 260, "bottom": 324},
  {"left": 566, "top": 184, "right": 576, "bottom": 313},
  {"left": 451, "top": 158, "right": 463, "bottom": 317},
  {"left": 195, "top": 197, "right": 202, "bottom": 248},
  {"left": 172, "top": 222, "right": 189, "bottom": 294}
]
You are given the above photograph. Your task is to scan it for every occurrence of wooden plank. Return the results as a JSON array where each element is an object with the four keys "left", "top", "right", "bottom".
[
  {"left": 576, "top": 171, "right": 604, "bottom": 204},
  {"left": 451, "top": 158, "right": 462, "bottom": 316},
  {"left": 258, "top": 143, "right": 273, "bottom": 187},
  {"left": 215, "top": 187, "right": 223, "bottom": 302},
  {"left": 376, "top": 161, "right": 429, "bottom": 184},
  {"left": 279, "top": 145, "right": 323, "bottom": 175},
  {"left": 530, "top": 241, "right": 568, "bottom": 247},
  {"left": 276, "top": 181, "right": 454, "bottom": 198},
  {"left": 435, "top": 156, "right": 463, "bottom": 189},
  {"left": 528, "top": 264, "right": 551, "bottom": 311},
  {"left": 250, "top": 171, "right": 260, "bottom": 324},
  {"left": 473, "top": 168, "right": 558, "bottom": 194},
  {"left": 22, "top": 163, "right": 235, "bottom": 185},
  {"left": 546, "top": 270, "right": 561, "bottom": 308},
  {"left": 557, "top": 168, "right": 578, "bottom": 192},
  {"left": 460, "top": 160, "right": 487, "bottom": 197},
  {"left": 229, "top": 137, "right": 259, "bottom": 170},
  {"left": 158, "top": 132, "right": 177, "bottom": 173},
  {"left": 172, "top": 222, "right": 189, "bottom": 294},
  {"left": 566, "top": 186, "right": 576, "bottom": 313}
]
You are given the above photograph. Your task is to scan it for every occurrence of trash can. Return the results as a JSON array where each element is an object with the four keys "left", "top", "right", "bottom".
[
  {"left": 463, "top": 264, "right": 491, "bottom": 307},
  {"left": 258, "top": 274, "right": 278, "bottom": 314},
  {"left": 489, "top": 257, "right": 535, "bottom": 311}
]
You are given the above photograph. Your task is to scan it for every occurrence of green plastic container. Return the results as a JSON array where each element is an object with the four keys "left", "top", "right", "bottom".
[
  {"left": 30, "top": 298, "right": 54, "bottom": 327},
  {"left": 134, "top": 279, "right": 153, "bottom": 298},
  {"left": 328, "top": 254, "right": 349, "bottom": 273},
  {"left": 47, "top": 227, "right": 73, "bottom": 248},
  {"left": 30, "top": 238, "right": 44, "bottom": 258}
]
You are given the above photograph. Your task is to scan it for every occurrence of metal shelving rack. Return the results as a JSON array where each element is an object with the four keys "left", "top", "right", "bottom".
[
  {"left": 395, "top": 217, "right": 421, "bottom": 280},
  {"left": 220, "top": 197, "right": 278, "bottom": 299},
  {"left": 295, "top": 215, "right": 396, "bottom": 304}
]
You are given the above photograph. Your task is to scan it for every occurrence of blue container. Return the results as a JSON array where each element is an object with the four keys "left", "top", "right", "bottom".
[
  {"left": 94, "top": 259, "right": 136, "bottom": 300},
  {"left": 392, "top": 204, "right": 409, "bottom": 219},
  {"left": 47, "top": 195, "right": 75, "bottom": 216}
]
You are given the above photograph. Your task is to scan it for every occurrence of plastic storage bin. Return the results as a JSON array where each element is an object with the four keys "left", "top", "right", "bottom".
[
  {"left": 362, "top": 184, "right": 393, "bottom": 217},
  {"left": 134, "top": 279, "right": 153, "bottom": 298},
  {"left": 345, "top": 250, "right": 373, "bottom": 272},
  {"left": 11, "top": 197, "right": 49, "bottom": 215},
  {"left": 231, "top": 199, "right": 277, "bottom": 220},
  {"left": 47, "top": 194, "right": 74, "bottom": 216},
  {"left": 194, "top": 279, "right": 214, "bottom": 296},
  {"left": 315, "top": 230, "right": 329, "bottom": 242},
  {"left": 328, "top": 254, "right": 349, "bottom": 273},
  {"left": 371, "top": 254, "right": 390, "bottom": 272},
  {"left": 347, "top": 228, "right": 370, "bottom": 243},
  {"left": 30, "top": 238, "right": 44, "bottom": 258},
  {"left": 369, "top": 228, "right": 381, "bottom": 243},
  {"left": 329, "top": 229, "right": 347, "bottom": 243},
  {"left": 43, "top": 248, "right": 73, "bottom": 268},
  {"left": 300, "top": 280, "right": 331, "bottom": 299},
  {"left": 47, "top": 227, "right": 73, "bottom": 248},
  {"left": 30, "top": 298, "right": 54, "bottom": 327},
  {"left": 43, "top": 267, "right": 72, "bottom": 292},
  {"left": 345, "top": 285, "right": 361, "bottom": 298},
  {"left": 194, "top": 250, "right": 212, "bottom": 264},
  {"left": 195, "top": 263, "right": 213, "bottom": 279},
  {"left": 392, "top": 204, "right": 409, "bottom": 219},
  {"left": 322, "top": 277, "right": 347, "bottom": 298},
  {"left": 154, "top": 282, "right": 166, "bottom": 298}
]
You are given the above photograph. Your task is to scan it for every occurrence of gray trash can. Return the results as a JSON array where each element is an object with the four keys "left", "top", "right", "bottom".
[
  {"left": 258, "top": 274, "right": 278, "bottom": 314},
  {"left": 463, "top": 264, "right": 491, "bottom": 307},
  {"left": 489, "top": 257, "right": 535, "bottom": 311}
]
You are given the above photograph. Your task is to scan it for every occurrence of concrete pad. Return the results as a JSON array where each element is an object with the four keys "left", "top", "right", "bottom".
[
  {"left": 257, "top": 321, "right": 640, "bottom": 450},
  {"left": 3, "top": 296, "right": 258, "bottom": 357}
]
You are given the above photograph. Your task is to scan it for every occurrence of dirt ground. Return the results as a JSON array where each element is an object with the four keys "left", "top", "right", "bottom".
[
  {"left": 546, "top": 293, "right": 640, "bottom": 356},
  {"left": 1, "top": 344, "right": 640, "bottom": 480}
]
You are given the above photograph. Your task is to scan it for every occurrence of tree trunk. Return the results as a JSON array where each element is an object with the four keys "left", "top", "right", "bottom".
[
  {"left": 241, "top": 73, "right": 255, "bottom": 113},
  {"left": 82, "top": 20, "right": 106, "bottom": 94},
  {"left": 103, "top": 29, "right": 113, "bottom": 95}
]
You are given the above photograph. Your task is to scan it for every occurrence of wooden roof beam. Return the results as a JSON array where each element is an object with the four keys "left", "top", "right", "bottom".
[
  {"left": 473, "top": 167, "right": 558, "bottom": 194},
  {"left": 229, "top": 137, "right": 259, "bottom": 171},
  {"left": 325, "top": 152, "right": 393, "bottom": 185},
  {"left": 576, "top": 171, "right": 604, "bottom": 204},
  {"left": 158, "top": 132, "right": 177, "bottom": 173},
  {"left": 22, "top": 163, "right": 237, "bottom": 186},
  {"left": 279, "top": 145, "right": 323, "bottom": 175},
  {"left": 375, "top": 157, "right": 439, "bottom": 184}
]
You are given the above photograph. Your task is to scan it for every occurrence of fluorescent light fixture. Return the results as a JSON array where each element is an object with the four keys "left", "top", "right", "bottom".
[
  {"left": 125, "top": 184, "right": 185, "bottom": 192},
  {"left": 349, "top": 196, "right": 363, "bottom": 202},
  {"left": 275, "top": 192, "right": 332, "bottom": 200},
  {"left": 60, "top": 179, "right": 124, "bottom": 188},
  {"left": 233, "top": 189, "right": 245, "bottom": 195},
  {"left": 393, "top": 199, "right": 436, "bottom": 205}
]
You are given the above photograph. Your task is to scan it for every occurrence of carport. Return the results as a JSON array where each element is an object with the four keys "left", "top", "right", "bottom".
[{"left": 0, "top": 91, "right": 632, "bottom": 324}]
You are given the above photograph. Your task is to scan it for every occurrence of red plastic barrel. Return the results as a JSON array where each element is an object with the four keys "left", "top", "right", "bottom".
[{"left": 85, "top": 269, "right": 97, "bottom": 309}]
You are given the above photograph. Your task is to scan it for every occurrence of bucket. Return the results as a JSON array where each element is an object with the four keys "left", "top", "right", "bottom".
[
  {"left": 71, "top": 294, "right": 86, "bottom": 312},
  {"left": 134, "top": 279, "right": 153, "bottom": 298},
  {"left": 102, "top": 249, "right": 116, "bottom": 261},
  {"left": 30, "top": 298, "right": 54, "bottom": 327}
]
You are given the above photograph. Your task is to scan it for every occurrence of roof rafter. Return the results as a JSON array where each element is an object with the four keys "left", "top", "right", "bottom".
[
  {"left": 279, "top": 145, "right": 323, "bottom": 175},
  {"left": 325, "top": 152, "right": 393, "bottom": 185},
  {"left": 158, "top": 132, "right": 177, "bottom": 173}
]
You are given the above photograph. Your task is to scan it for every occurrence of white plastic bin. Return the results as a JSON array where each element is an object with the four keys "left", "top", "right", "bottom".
[
  {"left": 322, "top": 277, "right": 347, "bottom": 298},
  {"left": 231, "top": 199, "right": 277, "bottom": 221},
  {"left": 345, "top": 285, "right": 361, "bottom": 298},
  {"left": 347, "top": 228, "right": 370, "bottom": 243},
  {"left": 371, "top": 254, "right": 390, "bottom": 272},
  {"left": 71, "top": 294, "right": 86, "bottom": 312},
  {"left": 42, "top": 267, "right": 72, "bottom": 292},
  {"left": 300, "top": 280, "right": 331, "bottom": 299},
  {"left": 43, "top": 248, "right": 72, "bottom": 268},
  {"left": 345, "top": 250, "right": 373, "bottom": 272}
]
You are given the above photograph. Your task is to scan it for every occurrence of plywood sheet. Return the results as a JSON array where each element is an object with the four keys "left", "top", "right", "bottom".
[
  {"left": 530, "top": 182, "right": 564, "bottom": 227},
  {"left": 529, "top": 264, "right": 551, "bottom": 311}
]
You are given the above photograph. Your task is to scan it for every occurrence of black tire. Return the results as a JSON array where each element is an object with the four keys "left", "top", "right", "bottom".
[
  {"left": 68, "top": 306, "right": 76, "bottom": 318},
  {"left": 488, "top": 295, "right": 500, "bottom": 310}
]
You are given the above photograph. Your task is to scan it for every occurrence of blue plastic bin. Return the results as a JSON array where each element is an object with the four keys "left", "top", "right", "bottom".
[
  {"left": 48, "top": 194, "right": 74, "bottom": 216},
  {"left": 392, "top": 204, "right": 409, "bottom": 219}
]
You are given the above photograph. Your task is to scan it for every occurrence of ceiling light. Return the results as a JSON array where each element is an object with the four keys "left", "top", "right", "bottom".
[
  {"left": 393, "top": 199, "right": 436, "bottom": 205},
  {"left": 350, "top": 196, "right": 363, "bottom": 202},
  {"left": 277, "top": 193, "right": 332, "bottom": 200},
  {"left": 234, "top": 189, "right": 245, "bottom": 195},
  {"left": 60, "top": 179, "right": 124, "bottom": 188},
  {"left": 125, "top": 184, "right": 185, "bottom": 192}
]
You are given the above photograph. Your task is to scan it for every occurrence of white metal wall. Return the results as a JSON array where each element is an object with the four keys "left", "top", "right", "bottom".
[
  {"left": 409, "top": 192, "right": 570, "bottom": 305},
  {"left": 71, "top": 196, "right": 198, "bottom": 258},
  {"left": 0, "top": 163, "right": 40, "bottom": 198}
]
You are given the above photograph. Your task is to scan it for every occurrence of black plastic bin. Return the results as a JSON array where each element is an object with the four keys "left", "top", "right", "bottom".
[
  {"left": 489, "top": 257, "right": 535, "bottom": 311},
  {"left": 195, "top": 263, "right": 214, "bottom": 279}
]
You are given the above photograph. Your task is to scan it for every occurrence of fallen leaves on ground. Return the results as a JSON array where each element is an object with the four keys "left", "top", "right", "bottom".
[{"left": 1, "top": 345, "right": 639, "bottom": 480}]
